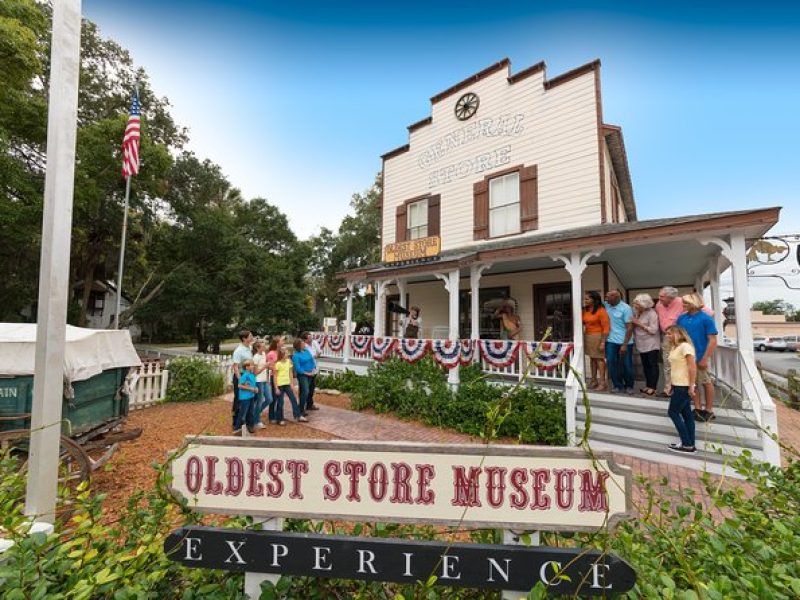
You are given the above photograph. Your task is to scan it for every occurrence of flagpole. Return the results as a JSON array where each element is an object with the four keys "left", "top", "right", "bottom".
[{"left": 114, "top": 174, "right": 131, "bottom": 329}]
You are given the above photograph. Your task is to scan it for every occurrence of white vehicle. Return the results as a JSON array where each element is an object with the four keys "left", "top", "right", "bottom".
[{"left": 753, "top": 336, "right": 788, "bottom": 352}]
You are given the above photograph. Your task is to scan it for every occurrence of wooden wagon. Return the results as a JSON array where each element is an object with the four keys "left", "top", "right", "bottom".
[{"left": 0, "top": 324, "right": 143, "bottom": 511}]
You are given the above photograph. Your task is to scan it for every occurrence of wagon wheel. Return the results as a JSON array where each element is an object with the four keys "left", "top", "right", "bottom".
[{"left": 0, "top": 429, "right": 91, "bottom": 522}]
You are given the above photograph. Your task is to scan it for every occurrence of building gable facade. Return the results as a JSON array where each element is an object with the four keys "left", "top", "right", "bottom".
[{"left": 381, "top": 59, "right": 634, "bottom": 257}]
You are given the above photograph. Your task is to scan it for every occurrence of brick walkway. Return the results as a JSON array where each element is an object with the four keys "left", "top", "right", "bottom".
[{"left": 303, "top": 395, "right": 800, "bottom": 513}]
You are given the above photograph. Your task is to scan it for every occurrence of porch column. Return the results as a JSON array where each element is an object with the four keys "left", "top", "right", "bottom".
[
  {"left": 469, "top": 264, "right": 491, "bottom": 339},
  {"left": 553, "top": 251, "right": 601, "bottom": 349},
  {"left": 707, "top": 255, "right": 724, "bottom": 336},
  {"left": 701, "top": 234, "right": 754, "bottom": 359},
  {"left": 435, "top": 269, "right": 461, "bottom": 387},
  {"left": 374, "top": 280, "right": 389, "bottom": 337},
  {"left": 397, "top": 279, "right": 408, "bottom": 332},
  {"left": 343, "top": 281, "right": 355, "bottom": 364}
]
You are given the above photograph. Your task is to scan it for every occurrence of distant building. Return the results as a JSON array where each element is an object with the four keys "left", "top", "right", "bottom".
[{"left": 725, "top": 310, "right": 800, "bottom": 338}]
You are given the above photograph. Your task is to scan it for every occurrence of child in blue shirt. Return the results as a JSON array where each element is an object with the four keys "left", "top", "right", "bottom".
[{"left": 235, "top": 360, "right": 259, "bottom": 435}]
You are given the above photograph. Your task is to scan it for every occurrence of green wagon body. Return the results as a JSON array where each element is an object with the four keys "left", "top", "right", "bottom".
[{"left": 0, "top": 368, "right": 130, "bottom": 436}]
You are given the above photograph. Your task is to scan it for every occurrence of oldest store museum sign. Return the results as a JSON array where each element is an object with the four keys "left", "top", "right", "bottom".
[
  {"left": 167, "top": 438, "right": 635, "bottom": 594},
  {"left": 169, "top": 439, "right": 632, "bottom": 531}
]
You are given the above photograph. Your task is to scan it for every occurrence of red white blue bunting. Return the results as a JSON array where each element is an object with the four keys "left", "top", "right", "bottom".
[
  {"left": 327, "top": 334, "right": 346, "bottom": 353},
  {"left": 525, "top": 341, "right": 574, "bottom": 371},
  {"left": 312, "top": 332, "right": 327, "bottom": 349},
  {"left": 350, "top": 335, "right": 372, "bottom": 356},
  {"left": 431, "top": 339, "right": 461, "bottom": 369},
  {"left": 478, "top": 340, "right": 520, "bottom": 368},
  {"left": 459, "top": 339, "right": 476, "bottom": 365},
  {"left": 397, "top": 338, "right": 430, "bottom": 363},
  {"left": 371, "top": 337, "right": 396, "bottom": 362}
]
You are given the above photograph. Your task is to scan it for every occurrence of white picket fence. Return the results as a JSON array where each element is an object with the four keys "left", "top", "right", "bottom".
[{"left": 127, "top": 353, "right": 235, "bottom": 410}]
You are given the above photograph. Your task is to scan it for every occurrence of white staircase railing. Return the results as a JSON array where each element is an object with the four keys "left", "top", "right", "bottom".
[
  {"left": 564, "top": 339, "right": 583, "bottom": 446},
  {"left": 739, "top": 350, "right": 781, "bottom": 466}
]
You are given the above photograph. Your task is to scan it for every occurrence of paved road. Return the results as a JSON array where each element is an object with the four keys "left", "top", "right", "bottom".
[{"left": 755, "top": 349, "right": 800, "bottom": 376}]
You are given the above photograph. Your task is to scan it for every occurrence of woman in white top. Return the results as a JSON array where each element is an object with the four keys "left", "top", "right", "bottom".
[
  {"left": 251, "top": 339, "right": 272, "bottom": 428},
  {"left": 631, "top": 294, "right": 661, "bottom": 396}
]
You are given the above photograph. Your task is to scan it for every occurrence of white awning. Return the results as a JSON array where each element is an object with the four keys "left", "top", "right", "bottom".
[{"left": 0, "top": 324, "right": 141, "bottom": 383}]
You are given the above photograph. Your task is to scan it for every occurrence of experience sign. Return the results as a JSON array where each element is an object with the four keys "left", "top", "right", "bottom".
[
  {"left": 165, "top": 527, "right": 637, "bottom": 595},
  {"left": 169, "top": 439, "right": 632, "bottom": 531}
]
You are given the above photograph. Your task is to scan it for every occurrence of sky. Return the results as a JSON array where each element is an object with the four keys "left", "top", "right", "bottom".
[{"left": 82, "top": 0, "right": 800, "bottom": 305}]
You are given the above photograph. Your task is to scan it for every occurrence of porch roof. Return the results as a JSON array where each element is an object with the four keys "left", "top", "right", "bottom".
[{"left": 340, "top": 207, "right": 780, "bottom": 286}]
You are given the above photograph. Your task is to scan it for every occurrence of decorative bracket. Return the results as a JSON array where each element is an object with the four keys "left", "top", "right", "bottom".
[
  {"left": 434, "top": 270, "right": 459, "bottom": 294},
  {"left": 699, "top": 236, "right": 733, "bottom": 261},
  {"left": 553, "top": 250, "right": 602, "bottom": 278}
]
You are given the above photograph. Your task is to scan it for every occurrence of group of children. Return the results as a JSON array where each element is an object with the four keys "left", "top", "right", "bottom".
[{"left": 232, "top": 331, "right": 320, "bottom": 435}]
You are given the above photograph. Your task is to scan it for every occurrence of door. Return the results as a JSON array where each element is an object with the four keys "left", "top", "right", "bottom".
[{"left": 533, "top": 283, "right": 572, "bottom": 342}]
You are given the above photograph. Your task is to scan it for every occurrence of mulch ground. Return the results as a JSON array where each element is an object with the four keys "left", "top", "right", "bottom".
[{"left": 91, "top": 397, "right": 335, "bottom": 521}]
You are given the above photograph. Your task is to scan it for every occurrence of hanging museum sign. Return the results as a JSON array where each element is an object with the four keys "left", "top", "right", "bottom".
[
  {"left": 169, "top": 439, "right": 633, "bottom": 532},
  {"left": 164, "top": 527, "right": 637, "bottom": 594},
  {"left": 383, "top": 235, "right": 441, "bottom": 263}
]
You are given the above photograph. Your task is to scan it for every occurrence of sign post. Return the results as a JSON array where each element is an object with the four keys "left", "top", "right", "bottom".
[{"left": 25, "top": 0, "right": 83, "bottom": 524}]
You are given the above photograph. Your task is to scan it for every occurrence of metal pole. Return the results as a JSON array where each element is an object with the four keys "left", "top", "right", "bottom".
[
  {"left": 25, "top": 0, "right": 83, "bottom": 523},
  {"left": 114, "top": 175, "right": 131, "bottom": 329}
]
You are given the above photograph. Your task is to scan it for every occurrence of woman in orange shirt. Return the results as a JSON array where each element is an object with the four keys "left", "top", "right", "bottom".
[{"left": 582, "top": 290, "right": 610, "bottom": 391}]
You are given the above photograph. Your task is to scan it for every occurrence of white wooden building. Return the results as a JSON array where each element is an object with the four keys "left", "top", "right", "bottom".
[{"left": 327, "top": 58, "right": 781, "bottom": 473}]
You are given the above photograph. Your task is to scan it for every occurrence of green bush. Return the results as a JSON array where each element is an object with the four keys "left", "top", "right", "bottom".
[
  {"left": 314, "top": 368, "right": 363, "bottom": 393},
  {"left": 347, "top": 357, "right": 567, "bottom": 446},
  {"left": 166, "top": 357, "right": 225, "bottom": 402}
]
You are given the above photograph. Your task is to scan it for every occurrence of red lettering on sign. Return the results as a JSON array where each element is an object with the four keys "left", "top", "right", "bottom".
[
  {"left": 389, "top": 462, "right": 413, "bottom": 504},
  {"left": 286, "top": 460, "right": 309, "bottom": 499},
  {"left": 266, "top": 460, "right": 284, "bottom": 498},
  {"left": 529, "top": 469, "right": 551, "bottom": 510},
  {"left": 485, "top": 466, "right": 508, "bottom": 509},
  {"left": 246, "top": 459, "right": 265, "bottom": 497},
  {"left": 224, "top": 457, "right": 244, "bottom": 496},
  {"left": 185, "top": 456, "right": 202, "bottom": 494},
  {"left": 578, "top": 470, "right": 609, "bottom": 512},
  {"left": 368, "top": 463, "right": 388, "bottom": 501},
  {"left": 553, "top": 469, "right": 576, "bottom": 510},
  {"left": 509, "top": 468, "right": 529, "bottom": 510},
  {"left": 204, "top": 456, "right": 223, "bottom": 495},
  {"left": 451, "top": 466, "right": 482, "bottom": 507},
  {"left": 322, "top": 460, "right": 342, "bottom": 500},
  {"left": 343, "top": 461, "right": 367, "bottom": 502},
  {"left": 415, "top": 464, "right": 436, "bottom": 505}
]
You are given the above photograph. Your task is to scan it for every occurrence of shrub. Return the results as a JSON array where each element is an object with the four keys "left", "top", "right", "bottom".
[
  {"left": 166, "top": 357, "right": 225, "bottom": 402},
  {"left": 314, "top": 369, "right": 363, "bottom": 393},
  {"left": 348, "top": 357, "right": 567, "bottom": 446}
]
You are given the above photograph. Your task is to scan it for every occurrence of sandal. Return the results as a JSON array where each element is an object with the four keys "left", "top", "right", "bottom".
[
  {"left": 588, "top": 379, "right": 598, "bottom": 390},
  {"left": 640, "top": 388, "right": 656, "bottom": 397}
]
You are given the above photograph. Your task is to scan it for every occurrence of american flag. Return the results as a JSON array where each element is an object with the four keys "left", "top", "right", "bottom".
[{"left": 121, "top": 89, "right": 141, "bottom": 178}]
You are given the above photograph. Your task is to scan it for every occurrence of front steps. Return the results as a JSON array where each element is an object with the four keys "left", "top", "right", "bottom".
[{"left": 577, "top": 391, "right": 764, "bottom": 475}]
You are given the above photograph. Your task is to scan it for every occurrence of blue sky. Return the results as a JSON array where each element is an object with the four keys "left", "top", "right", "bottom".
[{"left": 83, "top": 0, "right": 800, "bottom": 303}]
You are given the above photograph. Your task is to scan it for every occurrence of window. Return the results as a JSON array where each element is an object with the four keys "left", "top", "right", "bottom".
[
  {"left": 88, "top": 291, "right": 105, "bottom": 317},
  {"left": 489, "top": 172, "right": 520, "bottom": 237},
  {"left": 407, "top": 199, "right": 428, "bottom": 240},
  {"left": 458, "top": 287, "right": 511, "bottom": 339}
]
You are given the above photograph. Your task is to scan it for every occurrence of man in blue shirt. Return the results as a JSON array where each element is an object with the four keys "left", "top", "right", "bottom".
[
  {"left": 603, "top": 289, "right": 635, "bottom": 394},
  {"left": 292, "top": 337, "right": 317, "bottom": 416},
  {"left": 676, "top": 293, "right": 718, "bottom": 422}
]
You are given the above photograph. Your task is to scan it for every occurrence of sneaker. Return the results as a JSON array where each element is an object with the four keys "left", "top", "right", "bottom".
[
  {"left": 308, "top": 405, "right": 320, "bottom": 411},
  {"left": 669, "top": 442, "right": 681, "bottom": 450},
  {"left": 278, "top": 420, "right": 287, "bottom": 426},
  {"left": 610, "top": 387, "right": 623, "bottom": 394},
  {"left": 693, "top": 409, "right": 704, "bottom": 422},
  {"left": 255, "top": 422, "right": 266, "bottom": 429},
  {"left": 297, "top": 416, "right": 309, "bottom": 423},
  {"left": 668, "top": 445, "right": 697, "bottom": 454},
  {"left": 302, "top": 411, "right": 309, "bottom": 417},
  {"left": 625, "top": 388, "right": 635, "bottom": 396},
  {"left": 269, "top": 420, "right": 279, "bottom": 425},
  {"left": 241, "top": 427, "right": 250, "bottom": 438},
  {"left": 232, "top": 428, "right": 242, "bottom": 436},
  {"left": 247, "top": 426, "right": 256, "bottom": 434}
]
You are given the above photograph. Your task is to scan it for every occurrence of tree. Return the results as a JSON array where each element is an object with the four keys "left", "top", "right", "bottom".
[
  {"left": 306, "top": 173, "right": 382, "bottom": 322},
  {"left": 751, "top": 299, "right": 796, "bottom": 317}
]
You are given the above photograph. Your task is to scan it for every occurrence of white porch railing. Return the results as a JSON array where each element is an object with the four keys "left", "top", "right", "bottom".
[
  {"left": 564, "top": 339, "right": 583, "bottom": 446},
  {"left": 313, "top": 333, "right": 573, "bottom": 383}
]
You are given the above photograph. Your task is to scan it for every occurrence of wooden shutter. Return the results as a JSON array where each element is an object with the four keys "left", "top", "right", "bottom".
[
  {"left": 519, "top": 165, "right": 539, "bottom": 232},
  {"left": 473, "top": 181, "right": 489, "bottom": 240},
  {"left": 427, "top": 195, "right": 441, "bottom": 237},
  {"left": 395, "top": 204, "right": 407, "bottom": 242}
]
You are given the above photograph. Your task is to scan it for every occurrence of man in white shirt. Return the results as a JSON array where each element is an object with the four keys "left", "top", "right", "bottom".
[{"left": 301, "top": 332, "right": 321, "bottom": 411}]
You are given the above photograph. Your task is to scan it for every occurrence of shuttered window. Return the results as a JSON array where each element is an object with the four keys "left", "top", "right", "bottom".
[
  {"left": 395, "top": 194, "right": 440, "bottom": 243},
  {"left": 489, "top": 173, "right": 520, "bottom": 237},
  {"left": 474, "top": 164, "right": 538, "bottom": 240}
]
